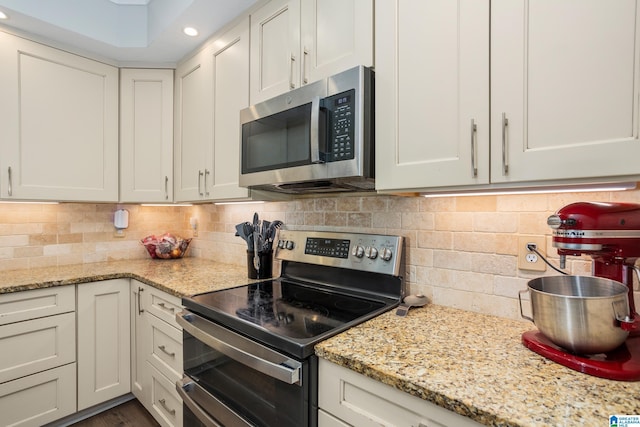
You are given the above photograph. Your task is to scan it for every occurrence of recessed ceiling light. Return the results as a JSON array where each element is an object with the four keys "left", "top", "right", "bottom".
[
  {"left": 0, "top": 11, "right": 8, "bottom": 19},
  {"left": 183, "top": 27, "right": 198, "bottom": 37}
]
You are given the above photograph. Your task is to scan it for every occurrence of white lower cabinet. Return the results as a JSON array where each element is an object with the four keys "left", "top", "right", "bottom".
[
  {"left": 148, "top": 362, "right": 183, "bottom": 427},
  {"left": 132, "top": 280, "right": 183, "bottom": 427},
  {"left": 319, "top": 359, "right": 482, "bottom": 427},
  {"left": 77, "top": 279, "right": 131, "bottom": 411},
  {"left": 0, "top": 363, "right": 77, "bottom": 427},
  {"left": 0, "top": 286, "right": 77, "bottom": 426}
]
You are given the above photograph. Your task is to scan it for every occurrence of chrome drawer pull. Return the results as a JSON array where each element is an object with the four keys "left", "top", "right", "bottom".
[
  {"left": 158, "top": 398, "right": 176, "bottom": 416},
  {"left": 157, "top": 302, "right": 175, "bottom": 313},
  {"left": 158, "top": 344, "right": 176, "bottom": 357}
]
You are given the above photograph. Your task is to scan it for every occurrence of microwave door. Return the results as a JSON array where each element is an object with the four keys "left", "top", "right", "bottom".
[{"left": 240, "top": 88, "right": 328, "bottom": 188}]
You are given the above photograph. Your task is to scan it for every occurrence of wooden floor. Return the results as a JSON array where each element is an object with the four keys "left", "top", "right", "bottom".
[{"left": 70, "top": 399, "right": 160, "bottom": 427}]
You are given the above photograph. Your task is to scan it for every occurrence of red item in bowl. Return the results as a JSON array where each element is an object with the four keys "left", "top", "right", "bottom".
[{"left": 141, "top": 234, "right": 191, "bottom": 259}]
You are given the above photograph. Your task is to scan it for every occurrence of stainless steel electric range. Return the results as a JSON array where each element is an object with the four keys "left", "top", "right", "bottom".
[{"left": 176, "top": 230, "right": 405, "bottom": 427}]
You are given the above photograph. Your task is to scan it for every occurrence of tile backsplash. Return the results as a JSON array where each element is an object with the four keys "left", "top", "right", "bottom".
[{"left": 2, "top": 189, "right": 639, "bottom": 320}]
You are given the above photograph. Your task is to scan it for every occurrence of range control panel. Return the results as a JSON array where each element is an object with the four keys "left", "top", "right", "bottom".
[{"left": 275, "top": 230, "right": 404, "bottom": 276}]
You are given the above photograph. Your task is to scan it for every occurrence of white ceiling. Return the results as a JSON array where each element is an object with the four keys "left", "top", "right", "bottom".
[{"left": 0, "top": 0, "right": 258, "bottom": 66}]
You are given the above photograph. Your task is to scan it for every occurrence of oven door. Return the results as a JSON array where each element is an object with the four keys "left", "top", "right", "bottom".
[{"left": 177, "top": 310, "right": 315, "bottom": 427}]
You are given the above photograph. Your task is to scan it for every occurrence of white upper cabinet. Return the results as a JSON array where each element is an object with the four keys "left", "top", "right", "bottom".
[
  {"left": 376, "top": 0, "right": 640, "bottom": 193},
  {"left": 375, "top": 0, "right": 490, "bottom": 191},
  {"left": 250, "top": 0, "right": 373, "bottom": 104},
  {"left": 250, "top": 0, "right": 300, "bottom": 104},
  {"left": 120, "top": 68, "right": 174, "bottom": 203},
  {"left": 0, "top": 31, "right": 119, "bottom": 202},
  {"left": 300, "top": 0, "right": 373, "bottom": 87},
  {"left": 174, "top": 49, "right": 213, "bottom": 202},
  {"left": 490, "top": 0, "right": 640, "bottom": 184},
  {"left": 209, "top": 17, "right": 251, "bottom": 200}
]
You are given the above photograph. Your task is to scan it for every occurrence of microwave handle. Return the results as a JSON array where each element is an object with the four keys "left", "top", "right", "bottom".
[{"left": 310, "top": 96, "right": 324, "bottom": 164}]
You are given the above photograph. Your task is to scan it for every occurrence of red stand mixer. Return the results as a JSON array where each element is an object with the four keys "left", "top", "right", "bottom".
[{"left": 521, "top": 201, "right": 640, "bottom": 380}]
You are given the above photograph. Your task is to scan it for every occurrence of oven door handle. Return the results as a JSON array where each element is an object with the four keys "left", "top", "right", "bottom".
[
  {"left": 177, "top": 376, "right": 223, "bottom": 427},
  {"left": 177, "top": 310, "right": 303, "bottom": 385}
]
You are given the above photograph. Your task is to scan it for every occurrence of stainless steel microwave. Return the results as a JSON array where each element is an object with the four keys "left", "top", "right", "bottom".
[{"left": 239, "top": 66, "right": 374, "bottom": 194}]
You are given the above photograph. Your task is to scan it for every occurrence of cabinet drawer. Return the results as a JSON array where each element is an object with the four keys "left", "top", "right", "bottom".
[
  {"left": 148, "top": 312, "right": 183, "bottom": 382},
  {"left": 0, "top": 362, "right": 76, "bottom": 427},
  {"left": 0, "top": 286, "right": 75, "bottom": 326},
  {"left": 0, "top": 312, "right": 75, "bottom": 383},
  {"left": 145, "top": 287, "right": 182, "bottom": 328},
  {"left": 148, "top": 362, "right": 182, "bottom": 427},
  {"left": 319, "top": 409, "right": 352, "bottom": 427},
  {"left": 319, "top": 359, "right": 482, "bottom": 427}
]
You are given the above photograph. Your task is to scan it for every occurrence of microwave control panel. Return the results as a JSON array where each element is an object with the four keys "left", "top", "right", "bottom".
[{"left": 325, "top": 89, "right": 355, "bottom": 162}]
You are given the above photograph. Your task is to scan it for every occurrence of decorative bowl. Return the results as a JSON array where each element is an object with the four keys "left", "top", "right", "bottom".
[{"left": 141, "top": 234, "right": 191, "bottom": 259}]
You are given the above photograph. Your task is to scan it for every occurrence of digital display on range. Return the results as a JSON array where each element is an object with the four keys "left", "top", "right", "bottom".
[{"left": 305, "top": 238, "right": 350, "bottom": 258}]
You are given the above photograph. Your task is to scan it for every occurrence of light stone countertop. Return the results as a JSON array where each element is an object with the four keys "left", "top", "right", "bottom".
[
  {"left": 0, "top": 257, "right": 257, "bottom": 297},
  {"left": 2, "top": 259, "right": 638, "bottom": 426},
  {"left": 315, "top": 304, "right": 640, "bottom": 427}
]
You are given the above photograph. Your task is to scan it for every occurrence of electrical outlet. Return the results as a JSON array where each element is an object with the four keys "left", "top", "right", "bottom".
[{"left": 518, "top": 236, "right": 546, "bottom": 272}]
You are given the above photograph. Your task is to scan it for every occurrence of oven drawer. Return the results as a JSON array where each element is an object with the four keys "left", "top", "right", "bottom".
[
  {"left": 0, "top": 286, "right": 75, "bottom": 326},
  {"left": 148, "top": 311, "right": 183, "bottom": 382},
  {"left": 148, "top": 362, "right": 182, "bottom": 427},
  {"left": 0, "top": 311, "right": 76, "bottom": 383}
]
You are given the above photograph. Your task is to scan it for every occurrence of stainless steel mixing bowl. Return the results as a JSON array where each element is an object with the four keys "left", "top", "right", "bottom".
[{"left": 519, "top": 275, "right": 630, "bottom": 354}]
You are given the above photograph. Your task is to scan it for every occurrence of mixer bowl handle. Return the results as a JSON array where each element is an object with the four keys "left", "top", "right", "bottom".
[
  {"left": 518, "top": 289, "right": 534, "bottom": 323},
  {"left": 614, "top": 300, "right": 640, "bottom": 332}
]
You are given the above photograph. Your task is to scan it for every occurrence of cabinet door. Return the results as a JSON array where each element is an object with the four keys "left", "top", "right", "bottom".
[
  {"left": 375, "top": 0, "right": 490, "bottom": 191},
  {"left": 120, "top": 69, "right": 174, "bottom": 203},
  {"left": 209, "top": 18, "right": 251, "bottom": 200},
  {"left": 77, "top": 279, "right": 131, "bottom": 410},
  {"left": 0, "top": 32, "right": 118, "bottom": 202},
  {"left": 174, "top": 50, "right": 213, "bottom": 202},
  {"left": 491, "top": 0, "right": 640, "bottom": 183},
  {"left": 300, "top": 0, "right": 373, "bottom": 85},
  {"left": 250, "top": 0, "right": 300, "bottom": 104},
  {"left": 131, "top": 282, "right": 151, "bottom": 407}
]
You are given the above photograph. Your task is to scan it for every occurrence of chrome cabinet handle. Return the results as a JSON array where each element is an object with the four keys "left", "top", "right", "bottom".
[
  {"left": 302, "top": 47, "right": 309, "bottom": 84},
  {"left": 198, "top": 170, "right": 204, "bottom": 196},
  {"left": 502, "top": 112, "right": 509, "bottom": 175},
  {"left": 158, "top": 398, "right": 176, "bottom": 416},
  {"left": 158, "top": 302, "right": 175, "bottom": 313},
  {"left": 158, "top": 344, "right": 176, "bottom": 357},
  {"left": 7, "top": 166, "right": 12, "bottom": 197},
  {"left": 177, "top": 310, "right": 302, "bottom": 385},
  {"left": 470, "top": 119, "right": 478, "bottom": 177},
  {"left": 289, "top": 53, "right": 296, "bottom": 89},
  {"left": 137, "top": 287, "right": 144, "bottom": 315},
  {"left": 164, "top": 176, "right": 169, "bottom": 200},
  {"left": 204, "top": 169, "right": 210, "bottom": 196}
]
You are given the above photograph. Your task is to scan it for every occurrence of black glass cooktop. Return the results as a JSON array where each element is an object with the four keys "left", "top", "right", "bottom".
[{"left": 183, "top": 280, "right": 393, "bottom": 359}]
